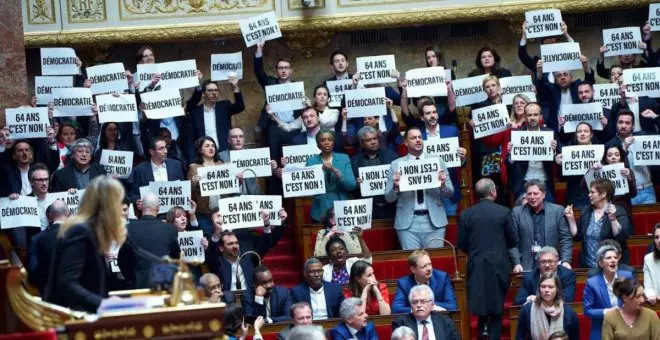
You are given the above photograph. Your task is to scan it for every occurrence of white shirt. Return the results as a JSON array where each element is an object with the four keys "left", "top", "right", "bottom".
[
  {"left": 643, "top": 253, "right": 660, "bottom": 300},
  {"left": 203, "top": 105, "right": 219, "bottom": 148},
  {"left": 558, "top": 89, "right": 572, "bottom": 117},
  {"left": 20, "top": 167, "right": 31, "bottom": 196},
  {"left": 416, "top": 317, "right": 436, "bottom": 340},
  {"left": 151, "top": 161, "right": 168, "bottom": 182},
  {"left": 411, "top": 153, "right": 428, "bottom": 211},
  {"left": 604, "top": 272, "right": 619, "bottom": 312},
  {"left": 426, "top": 125, "right": 441, "bottom": 139},
  {"left": 322, "top": 256, "right": 373, "bottom": 282},
  {"left": 310, "top": 285, "right": 329, "bottom": 320},
  {"left": 346, "top": 325, "right": 360, "bottom": 340},
  {"left": 37, "top": 197, "right": 48, "bottom": 230},
  {"left": 229, "top": 260, "right": 247, "bottom": 291}
]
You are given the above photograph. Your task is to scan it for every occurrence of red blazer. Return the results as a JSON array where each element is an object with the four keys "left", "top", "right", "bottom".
[{"left": 343, "top": 283, "right": 390, "bottom": 315}]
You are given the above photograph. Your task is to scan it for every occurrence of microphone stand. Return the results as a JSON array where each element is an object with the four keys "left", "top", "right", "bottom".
[
  {"left": 233, "top": 250, "right": 262, "bottom": 291},
  {"left": 423, "top": 237, "right": 460, "bottom": 280}
]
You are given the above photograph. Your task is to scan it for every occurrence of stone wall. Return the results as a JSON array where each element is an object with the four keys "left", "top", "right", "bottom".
[{"left": 1, "top": 0, "right": 29, "bottom": 125}]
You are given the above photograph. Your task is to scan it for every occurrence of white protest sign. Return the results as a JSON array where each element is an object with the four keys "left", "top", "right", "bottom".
[
  {"left": 326, "top": 79, "right": 353, "bottom": 108},
  {"left": 594, "top": 83, "right": 619, "bottom": 109},
  {"left": 423, "top": 137, "right": 462, "bottom": 168},
  {"left": 243, "top": 195, "right": 283, "bottom": 226},
  {"left": 510, "top": 130, "right": 555, "bottom": 161},
  {"left": 282, "top": 144, "right": 321, "bottom": 167},
  {"left": 471, "top": 104, "right": 509, "bottom": 139},
  {"left": 525, "top": 9, "right": 563, "bottom": 39},
  {"left": 218, "top": 196, "right": 263, "bottom": 230},
  {"left": 500, "top": 76, "right": 537, "bottom": 104},
  {"left": 603, "top": 27, "right": 643, "bottom": 57},
  {"left": 149, "top": 181, "right": 192, "bottom": 214},
  {"left": 157, "top": 59, "right": 199, "bottom": 90},
  {"left": 626, "top": 98, "right": 643, "bottom": 132},
  {"left": 140, "top": 88, "right": 185, "bottom": 119},
  {"left": 265, "top": 81, "right": 305, "bottom": 112},
  {"left": 35, "top": 76, "right": 73, "bottom": 105},
  {"left": 239, "top": 11, "right": 282, "bottom": 47},
  {"left": 452, "top": 75, "right": 487, "bottom": 107},
  {"left": 4, "top": 107, "right": 49, "bottom": 139},
  {"left": 99, "top": 150, "right": 134, "bottom": 179},
  {"left": 623, "top": 67, "right": 660, "bottom": 97},
  {"left": 86, "top": 62, "right": 128, "bottom": 95},
  {"left": 136, "top": 63, "right": 159, "bottom": 92},
  {"left": 45, "top": 190, "right": 86, "bottom": 215},
  {"left": 229, "top": 147, "right": 272, "bottom": 178},
  {"left": 650, "top": 4, "right": 660, "bottom": 31},
  {"left": 334, "top": 198, "right": 373, "bottom": 231},
  {"left": 356, "top": 55, "right": 397, "bottom": 85},
  {"left": 96, "top": 94, "right": 139, "bottom": 124},
  {"left": 211, "top": 52, "right": 243, "bottom": 81},
  {"left": 178, "top": 230, "right": 205, "bottom": 263},
  {"left": 282, "top": 165, "right": 326, "bottom": 198},
  {"left": 196, "top": 165, "right": 241, "bottom": 197},
  {"left": 40, "top": 48, "right": 78, "bottom": 75},
  {"left": 584, "top": 163, "right": 629, "bottom": 196},
  {"left": 405, "top": 67, "right": 447, "bottom": 98},
  {"left": 541, "top": 42, "right": 582, "bottom": 73},
  {"left": 52, "top": 87, "right": 94, "bottom": 117},
  {"left": 344, "top": 87, "right": 387, "bottom": 118},
  {"left": 358, "top": 165, "right": 390, "bottom": 197},
  {"left": 0, "top": 196, "right": 40, "bottom": 229},
  {"left": 562, "top": 145, "right": 605, "bottom": 176},
  {"left": 560, "top": 102, "right": 604, "bottom": 132},
  {"left": 630, "top": 135, "right": 660, "bottom": 166},
  {"left": 398, "top": 158, "right": 442, "bottom": 192},
  {"left": 139, "top": 186, "right": 151, "bottom": 199}
]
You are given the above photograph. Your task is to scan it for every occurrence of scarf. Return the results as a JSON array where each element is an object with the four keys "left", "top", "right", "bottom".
[{"left": 530, "top": 301, "right": 564, "bottom": 340}]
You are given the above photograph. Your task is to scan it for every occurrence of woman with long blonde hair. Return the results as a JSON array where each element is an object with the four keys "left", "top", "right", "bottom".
[{"left": 43, "top": 176, "right": 127, "bottom": 312}]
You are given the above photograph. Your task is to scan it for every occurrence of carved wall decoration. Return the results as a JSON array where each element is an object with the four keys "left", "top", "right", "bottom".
[
  {"left": 285, "top": 31, "right": 334, "bottom": 58},
  {"left": 67, "top": 0, "right": 107, "bottom": 23},
  {"left": 27, "top": 0, "right": 57, "bottom": 24},
  {"left": 287, "top": 0, "right": 325, "bottom": 10},
  {"left": 337, "top": 0, "right": 432, "bottom": 8},
  {"left": 119, "top": 0, "right": 273, "bottom": 21}
]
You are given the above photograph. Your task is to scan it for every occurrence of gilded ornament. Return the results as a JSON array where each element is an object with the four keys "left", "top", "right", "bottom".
[
  {"left": 209, "top": 319, "right": 221, "bottom": 332},
  {"left": 142, "top": 325, "right": 155, "bottom": 338},
  {"left": 74, "top": 332, "right": 87, "bottom": 340},
  {"left": 27, "top": 0, "right": 56, "bottom": 24},
  {"left": 285, "top": 31, "right": 335, "bottom": 58},
  {"left": 67, "top": 0, "right": 107, "bottom": 23}
]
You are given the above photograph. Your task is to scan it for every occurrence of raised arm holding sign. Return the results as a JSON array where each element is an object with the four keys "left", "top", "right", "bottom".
[
  {"left": 500, "top": 76, "right": 537, "bottom": 104},
  {"left": 265, "top": 81, "right": 305, "bottom": 112},
  {"left": 96, "top": 93, "right": 138, "bottom": 124},
  {"left": 510, "top": 130, "right": 555, "bottom": 161},
  {"left": 243, "top": 195, "right": 283, "bottom": 226},
  {"left": 157, "top": 59, "right": 199, "bottom": 90},
  {"left": 52, "top": 88, "right": 94, "bottom": 117},
  {"left": 5, "top": 107, "right": 49, "bottom": 139},
  {"left": 0, "top": 196, "right": 41, "bottom": 229},
  {"left": 524, "top": 9, "right": 563, "bottom": 39},
  {"left": 405, "top": 67, "right": 447, "bottom": 97},
  {"left": 560, "top": 102, "right": 604, "bottom": 132},
  {"left": 196, "top": 165, "right": 241, "bottom": 196},
  {"left": 334, "top": 198, "right": 373, "bottom": 231},
  {"left": 218, "top": 196, "right": 263, "bottom": 230},
  {"left": 149, "top": 181, "right": 192, "bottom": 214},
  {"left": 229, "top": 147, "right": 272, "bottom": 178},
  {"left": 239, "top": 11, "right": 282, "bottom": 47},
  {"left": 398, "top": 158, "right": 443, "bottom": 192},
  {"left": 358, "top": 165, "right": 390, "bottom": 197},
  {"left": 452, "top": 75, "right": 487, "bottom": 107},
  {"left": 584, "top": 163, "right": 629, "bottom": 196},
  {"left": 602, "top": 27, "right": 643, "bottom": 57},
  {"left": 99, "top": 150, "right": 134, "bottom": 179},
  {"left": 651, "top": 4, "right": 660, "bottom": 31},
  {"left": 541, "top": 42, "right": 582, "bottom": 73},
  {"left": 45, "top": 190, "right": 86, "bottom": 216},
  {"left": 140, "top": 88, "right": 185, "bottom": 119},
  {"left": 471, "top": 104, "right": 509, "bottom": 139},
  {"left": 344, "top": 87, "right": 387, "bottom": 118},
  {"left": 281, "top": 165, "right": 326, "bottom": 198},
  {"left": 178, "top": 230, "right": 205, "bottom": 263},
  {"left": 630, "top": 135, "right": 660, "bottom": 166},
  {"left": 622, "top": 67, "right": 660, "bottom": 97},
  {"left": 561, "top": 145, "right": 605, "bottom": 176},
  {"left": 40, "top": 48, "right": 78, "bottom": 75},
  {"left": 326, "top": 79, "right": 353, "bottom": 107},
  {"left": 86, "top": 62, "right": 128, "bottom": 95},
  {"left": 423, "top": 137, "right": 462, "bottom": 168},
  {"left": 211, "top": 52, "right": 243, "bottom": 81},
  {"left": 594, "top": 83, "right": 619, "bottom": 109},
  {"left": 35, "top": 76, "right": 73, "bottom": 105},
  {"left": 356, "top": 55, "right": 397, "bottom": 85},
  {"left": 282, "top": 144, "right": 321, "bottom": 167}
]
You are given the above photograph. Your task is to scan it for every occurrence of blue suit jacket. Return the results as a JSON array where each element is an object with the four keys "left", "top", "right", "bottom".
[
  {"left": 513, "top": 266, "right": 577, "bottom": 305},
  {"left": 242, "top": 286, "right": 292, "bottom": 323},
  {"left": 128, "top": 159, "right": 185, "bottom": 203},
  {"left": 330, "top": 322, "right": 379, "bottom": 340},
  {"left": 583, "top": 270, "right": 632, "bottom": 340},
  {"left": 305, "top": 153, "right": 357, "bottom": 222},
  {"left": 185, "top": 87, "right": 245, "bottom": 153},
  {"left": 290, "top": 281, "right": 345, "bottom": 319},
  {"left": 391, "top": 269, "right": 458, "bottom": 313}
]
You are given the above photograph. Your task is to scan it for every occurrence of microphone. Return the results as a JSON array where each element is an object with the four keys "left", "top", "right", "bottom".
[
  {"left": 234, "top": 250, "right": 262, "bottom": 290},
  {"left": 423, "top": 237, "right": 460, "bottom": 280}
]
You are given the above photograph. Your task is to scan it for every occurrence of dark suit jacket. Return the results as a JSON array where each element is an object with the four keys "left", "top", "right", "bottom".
[
  {"left": 118, "top": 216, "right": 181, "bottom": 289},
  {"left": 536, "top": 71, "right": 596, "bottom": 132},
  {"left": 43, "top": 223, "right": 107, "bottom": 313},
  {"left": 29, "top": 223, "right": 61, "bottom": 293},
  {"left": 392, "top": 312, "right": 460, "bottom": 340},
  {"left": 290, "top": 281, "right": 345, "bottom": 319},
  {"left": 513, "top": 266, "right": 577, "bottom": 305},
  {"left": 330, "top": 322, "right": 378, "bottom": 340},
  {"left": 573, "top": 204, "right": 630, "bottom": 267},
  {"left": 185, "top": 87, "right": 245, "bottom": 153},
  {"left": 127, "top": 159, "right": 185, "bottom": 203},
  {"left": 392, "top": 270, "right": 458, "bottom": 313},
  {"left": 516, "top": 303, "right": 580, "bottom": 340},
  {"left": 292, "top": 131, "right": 312, "bottom": 146},
  {"left": 505, "top": 126, "right": 556, "bottom": 195},
  {"left": 242, "top": 286, "right": 292, "bottom": 322},
  {"left": 276, "top": 325, "right": 293, "bottom": 340},
  {"left": 49, "top": 162, "right": 107, "bottom": 192},
  {"left": 1, "top": 147, "right": 57, "bottom": 196}
]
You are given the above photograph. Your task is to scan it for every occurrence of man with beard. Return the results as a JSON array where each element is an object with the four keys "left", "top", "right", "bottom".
[
  {"left": 392, "top": 284, "right": 460, "bottom": 340},
  {"left": 50, "top": 139, "right": 106, "bottom": 192},
  {"left": 557, "top": 82, "right": 613, "bottom": 143},
  {"left": 243, "top": 266, "right": 292, "bottom": 323},
  {"left": 199, "top": 273, "right": 235, "bottom": 304}
]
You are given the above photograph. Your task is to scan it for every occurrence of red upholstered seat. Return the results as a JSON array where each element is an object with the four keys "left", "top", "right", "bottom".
[
  {"left": 629, "top": 244, "right": 649, "bottom": 267},
  {"left": 0, "top": 330, "right": 57, "bottom": 340},
  {"left": 554, "top": 187, "right": 567, "bottom": 207},
  {"left": 397, "top": 144, "right": 408, "bottom": 157},
  {"left": 571, "top": 247, "right": 581, "bottom": 269},
  {"left": 578, "top": 314, "right": 592, "bottom": 340},
  {"left": 445, "top": 224, "right": 457, "bottom": 245},
  {"left": 375, "top": 324, "right": 392, "bottom": 340},
  {"left": 632, "top": 212, "right": 660, "bottom": 235},
  {"left": 302, "top": 204, "right": 312, "bottom": 225},
  {"left": 372, "top": 256, "right": 456, "bottom": 281},
  {"left": 575, "top": 282, "right": 586, "bottom": 302}
]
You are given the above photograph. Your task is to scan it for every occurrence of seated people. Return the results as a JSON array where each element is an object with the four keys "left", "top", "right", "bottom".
[
  {"left": 516, "top": 273, "right": 580, "bottom": 340},
  {"left": 313, "top": 208, "right": 362, "bottom": 257},
  {"left": 644, "top": 224, "right": 660, "bottom": 305},
  {"left": 391, "top": 326, "right": 416, "bottom": 340},
  {"left": 243, "top": 266, "right": 292, "bottom": 323},
  {"left": 50, "top": 139, "right": 107, "bottom": 192},
  {"left": 392, "top": 250, "right": 458, "bottom": 313},
  {"left": 602, "top": 277, "right": 660, "bottom": 339},
  {"left": 322, "top": 232, "right": 372, "bottom": 284},
  {"left": 330, "top": 298, "right": 378, "bottom": 340},
  {"left": 392, "top": 284, "right": 460, "bottom": 340},
  {"left": 514, "top": 247, "right": 576, "bottom": 305},
  {"left": 290, "top": 258, "right": 345, "bottom": 320},
  {"left": 199, "top": 273, "right": 235, "bottom": 304},
  {"left": 583, "top": 244, "right": 633, "bottom": 340},
  {"left": 305, "top": 129, "right": 356, "bottom": 222},
  {"left": 277, "top": 302, "right": 313, "bottom": 340},
  {"left": 385, "top": 127, "right": 453, "bottom": 249},
  {"left": 344, "top": 260, "right": 391, "bottom": 316},
  {"left": 565, "top": 178, "right": 630, "bottom": 267},
  {"left": 510, "top": 180, "right": 573, "bottom": 272}
]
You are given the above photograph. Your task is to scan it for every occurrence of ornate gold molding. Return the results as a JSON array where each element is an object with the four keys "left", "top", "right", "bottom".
[
  {"left": 285, "top": 31, "right": 335, "bottom": 58},
  {"left": 24, "top": 0, "right": 649, "bottom": 47}
]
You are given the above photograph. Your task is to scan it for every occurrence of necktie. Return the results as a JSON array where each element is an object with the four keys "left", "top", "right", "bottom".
[
  {"left": 421, "top": 320, "right": 429, "bottom": 340},
  {"left": 416, "top": 157, "right": 424, "bottom": 204}
]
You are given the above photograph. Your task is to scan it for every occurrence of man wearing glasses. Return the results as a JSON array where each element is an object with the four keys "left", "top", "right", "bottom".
[
  {"left": 513, "top": 246, "right": 576, "bottom": 305},
  {"left": 392, "top": 284, "right": 460, "bottom": 340},
  {"left": 128, "top": 136, "right": 185, "bottom": 205},
  {"left": 50, "top": 139, "right": 106, "bottom": 192},
  {"left": 290, "top": 258, "right": 345, "bottom": 320}
]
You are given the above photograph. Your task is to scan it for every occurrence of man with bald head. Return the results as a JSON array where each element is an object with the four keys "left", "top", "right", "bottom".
[
  {"left": 29, "top": 199, "right": 70, "bottom": 293},
  {"left": 218, "top": 127, "right": 276, "bottom": 195},
  {"left": 458, "top": 178, "right": 516, "bottom": 339},
  {"left": 118, "top": 192, "right": 181, "bottom": 289}
]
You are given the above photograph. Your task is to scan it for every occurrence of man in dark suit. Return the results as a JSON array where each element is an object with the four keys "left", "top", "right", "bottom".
[
  {"left": 118, "top": 193, "right": 180, "bottom": 289},
  {"left": 185, "top": 78, "right": 244, "bottom": 153},
  {"left": 514, "top": 246, "right": 577, "bottom": 305},
  {"left": 276, "top": 302, "right": 313, "bottom": 340},
  {"left": 557, "top": 82, "right": 613, "bottom": 144},
  {"left": 290, "top": 106, "right": 321, "bottom": 146},
  {"left": 50, "top": 139, "right": 106, "bottom": 192},
  {"left": 392, "top": 284, "right": 460, "bottom": 340},
  {"left": 392, "top": 250, "right": 458, "bottom": 313},
  {"left": 243, "top": 266, "right": 292, "bottom": 323},
  {"left": 198, "top": 273, "right": 235, "bottom": 305},
  {"left": 28, "top": 199, "right": 70, "bottom": 293},
  {"left": 128, "top": 136, "right": 185, "bottom": 204},
  {"left": 290, "top": 258, "right": 345, "bottom": 320},
  {"left": 1, "top": 138, "right": 58, "bottom": 197},
  {"left": 330, "top": 297, "right": 378, "bottom": 340}
]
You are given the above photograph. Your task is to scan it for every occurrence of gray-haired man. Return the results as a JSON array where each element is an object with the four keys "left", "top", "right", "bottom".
[
  {"left": 50, "top": 138, "right": 106, "bottom": 191},
  {"left": 392, "top": 284, "right": 460, "bottom": 340},
  {"left": 330, "top": 297, "right": 378, "bottom": 340}
]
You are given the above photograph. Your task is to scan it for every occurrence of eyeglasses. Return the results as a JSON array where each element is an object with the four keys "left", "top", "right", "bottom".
[
  {"left": 306, "top": 269, "right": 323, "bottom": 276},
  {"left": 410, "top": 299, "right": 433, "bottom": 306},
  {"left": 539, "top": 259, "right": 557, "bottom": 265},
  {"left": 277, "top": 66, "right": 291, "bottom": 71}
]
